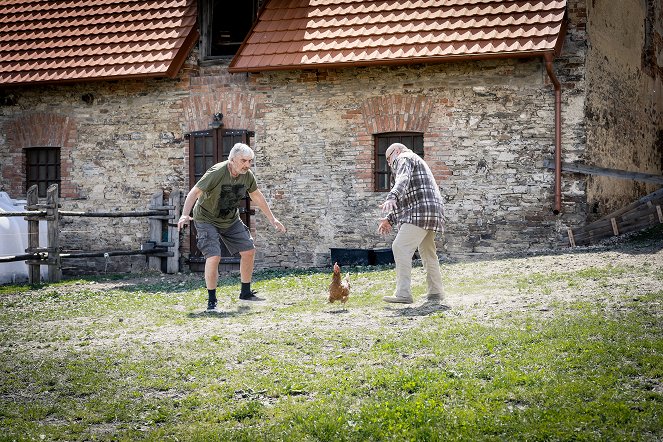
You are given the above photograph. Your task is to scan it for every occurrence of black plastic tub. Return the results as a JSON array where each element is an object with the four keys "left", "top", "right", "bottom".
[{"left": 330, "top": 248, "right": 394, "bottom": 266}]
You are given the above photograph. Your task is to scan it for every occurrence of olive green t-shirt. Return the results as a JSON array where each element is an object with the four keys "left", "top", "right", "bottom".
[{"left": 192, "top": 161, "right": 257, "bottom": 229}]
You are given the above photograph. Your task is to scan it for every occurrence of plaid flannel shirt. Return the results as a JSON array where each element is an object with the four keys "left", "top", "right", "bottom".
[{"left": 386, "top": 151, "right": 445, "bottom": 233}]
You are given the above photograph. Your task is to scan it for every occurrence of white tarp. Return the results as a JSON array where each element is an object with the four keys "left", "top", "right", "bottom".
[{"left": 0, "top": 192, "right": 47, "bottom": 284}]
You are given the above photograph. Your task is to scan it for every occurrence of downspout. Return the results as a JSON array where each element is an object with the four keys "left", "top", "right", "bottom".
[{"left": 544, "top": 53, "right": 562, "bottom": 214}]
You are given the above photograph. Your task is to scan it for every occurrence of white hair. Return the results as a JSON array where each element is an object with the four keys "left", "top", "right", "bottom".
[{"left": 228, "top": 143, "right": 254, "bottom": 160}]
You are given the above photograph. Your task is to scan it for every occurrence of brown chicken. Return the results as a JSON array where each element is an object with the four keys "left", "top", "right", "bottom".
[{"left": 328, "top": 262, "right": 351, "bottom": 304}]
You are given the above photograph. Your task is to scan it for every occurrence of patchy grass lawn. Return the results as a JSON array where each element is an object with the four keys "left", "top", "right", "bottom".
[{"left": 1, "top": 233, "right": 662, "bottom": 441}]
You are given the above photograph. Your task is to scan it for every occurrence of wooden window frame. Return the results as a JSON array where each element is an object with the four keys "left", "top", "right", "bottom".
[
  {"left": 374, "top": 132, "right": 424, "bottom": 192},
  {"left": 199, "top": 0, "right": 264, "bottom": 60},
  {"left": 25, "top": 146, "right": 61, "bottom": 197}
]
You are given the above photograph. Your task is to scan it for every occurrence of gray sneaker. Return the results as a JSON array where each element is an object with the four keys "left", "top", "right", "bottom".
[{"left": 382, "top": 295, "right": 413, "bottom": 304}]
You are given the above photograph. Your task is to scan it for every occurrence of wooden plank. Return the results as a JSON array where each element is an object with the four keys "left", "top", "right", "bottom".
[
  {"left": 0, "top": 211, "right": 46, "bottom": 217},
  {"left": 0, "top": 253, "right": 42, "bottom": 263},
  {"left": 60, "top": 210, "right": 167, "bottom": 217},
  {"left": 571, "top": 211, "right": 661, "bottom": 245},
  {"left": 60, "top": 250, "right": 165, "bottom": 258},
  {"left": 46, "top": 185, "right": 62, "bottom": 282},
  {"left": 543, "top": 159, "right": 663, "bottom": 185},
  {"left": 166, "top": 189, "right": 181, "bottom": 274},
  {"left": 148, "top": 192, "right": 163, "bottom": 272},
  {"left": 610, "top": 218, "right": 619, "bottom": 235},
  {"left": 567, "top": 228, "right": 576, "bottom": 247},
  {"left": 600, "top": 189, "right": 662, "bottom": 220},
  {"left": 26, "top": 185, "right": 40, "bottom": 284}
]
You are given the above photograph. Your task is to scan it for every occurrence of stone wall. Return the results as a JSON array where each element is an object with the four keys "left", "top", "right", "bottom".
[
  {"left": 584, "top": 0, "right": 663, "bottom": 217},
  {"left": 0, "top": 78, "right": 191, "bottom": 273},
  {"left": 0, "top": 3, "right": 592, "bottom": 273}
]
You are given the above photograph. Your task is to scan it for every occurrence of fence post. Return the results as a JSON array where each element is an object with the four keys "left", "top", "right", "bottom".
[
  {"left": 148, "top": 191, "right": 163, "bottom": 272},
  {"left": 166, "top": 189, "right": 181, "bottom": 273},
  {"left": 46, "top": 184, "right": 61, "bottom": 282},
  {"left": 25, "top": 185, "right": 40, "bottom": 284}
]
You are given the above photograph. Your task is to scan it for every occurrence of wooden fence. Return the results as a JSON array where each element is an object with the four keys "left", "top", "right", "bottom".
[
  {"left": 0, "top": 184, "right": 181, "bottom": 284},
  {"left": 566, "top": 187, "right": 663, "bottom": 246},
  {"left": 543, "top": 159, "right": 663, "bottom": 246}
]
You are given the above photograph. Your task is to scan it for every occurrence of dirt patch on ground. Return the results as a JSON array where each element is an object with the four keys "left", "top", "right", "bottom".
[{"left": 22, "top": 232, "right": 661, "bottom": 339}]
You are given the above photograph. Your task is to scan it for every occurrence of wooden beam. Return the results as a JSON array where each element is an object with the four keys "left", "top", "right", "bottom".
[
  {"left": 543, "top": 159, "right": 663, "bottom": 185},
  {"left": 46, "top": 185, "right": 61, "bottom": 282},
  {"left": 26, "top": 185, "right": 40, "bottom": 284}
]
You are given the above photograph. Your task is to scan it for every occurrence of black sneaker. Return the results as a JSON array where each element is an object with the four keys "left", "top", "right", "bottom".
[
  {"left": 206, "top": 301, "right": 217, "bottom": 311},
  {"left": 239, "top": 290, "right": 265, "bottom": 302}
]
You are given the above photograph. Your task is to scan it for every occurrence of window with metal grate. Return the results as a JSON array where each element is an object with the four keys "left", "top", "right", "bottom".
[
  {"left": 374, "top": 132, "right": 424, "bottom": 192},
  {"left": 25, "top": 146, "right": 61, "bottom": 197}
]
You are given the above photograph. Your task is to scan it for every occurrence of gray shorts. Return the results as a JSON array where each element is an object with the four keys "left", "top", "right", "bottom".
[{"left": 194, "top": 220, "right": 255, "bottom": 258}]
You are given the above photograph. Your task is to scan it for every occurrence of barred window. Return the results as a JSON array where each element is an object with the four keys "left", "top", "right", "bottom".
[
  {"left": 375, "top": 132, "right": 424, "bottom": 192},
  {"left": 26, "top": 147, "right": 61, "bottom": 197}
]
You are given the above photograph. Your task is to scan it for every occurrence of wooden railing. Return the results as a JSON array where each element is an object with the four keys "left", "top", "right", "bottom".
[{"left": 0, "top": 184, "right": 181, "bottom": 284}]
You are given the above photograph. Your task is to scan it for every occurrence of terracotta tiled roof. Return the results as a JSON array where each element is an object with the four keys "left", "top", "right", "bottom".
[
  {"left": 0, "top": 0, "right": 198, "bottom": 85},
  {"left": 229, "top": 0, "right": 567, "bottom": 72}
]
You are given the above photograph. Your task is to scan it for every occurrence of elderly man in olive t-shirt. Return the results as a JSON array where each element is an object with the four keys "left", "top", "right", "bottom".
[{"left": 178, "top": 143, "right": 286, "bottom": 311}]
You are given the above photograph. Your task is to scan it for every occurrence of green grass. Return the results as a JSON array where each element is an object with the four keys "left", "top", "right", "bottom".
[{"left": 0, "top": 249, "right": 662, "bottom": 441}]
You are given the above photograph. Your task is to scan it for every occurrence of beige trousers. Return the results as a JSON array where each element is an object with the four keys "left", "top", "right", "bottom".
[{"left": 392, "top": 223, "right": 444, "bottom": 299}]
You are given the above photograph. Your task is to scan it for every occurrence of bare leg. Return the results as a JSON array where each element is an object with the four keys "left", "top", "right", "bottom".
[
  {"left": 204, "top": 255, "right": 221, "bottom": 290},
  {"left": 239, "top": 248, "right": 256, "bottom": 283}
]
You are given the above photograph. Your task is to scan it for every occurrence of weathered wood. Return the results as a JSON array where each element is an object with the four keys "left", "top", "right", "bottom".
[
  {"left": 610, "top": 218, "right": 619, "bottom": 235},
  {"left": 60, "top": 210, "right": 167, "bottom": 217},
  {"left": 148, "top": 192, "right": 163, "bottom": 272},
  {"left": 25, "top": 185, "right": 40, "bottom": 284},
  {"left": 46, "top": 185, "right": 61, "bottom": 282},
  {"left": 0, "top": 253, "right": 44, "bottom": 263},
  {"left": 568, "top": 186, "right": 663, "bottom": 246},
  {"left": 2, "top": 186, "right": 178, "bottom": 278},
  {"left": 0, "top": 211, "right": 47, "bottom": 217},
  {"left": 567, "top": 228, "right": 575, "bottom": 247},
  {"left": 60, "top": 250, "right": 172, "bottom": 259},
  {"left": 166, "top": 189, "right": 181, "bottom": 273},
  {"left": 544, "top": 159, "right": 663, "bottom": 185}
]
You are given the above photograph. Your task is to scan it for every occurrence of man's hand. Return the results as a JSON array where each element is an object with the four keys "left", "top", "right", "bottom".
[
  {"left": 380, "top": 199, "right": 397, "bottom": 214},
  {"left": 177, "top": 215, "right": 191, "bottom": 232},
  {"left": 377, "top": 218, "right": 392, "bottom": 236},
  {"left": 271, "top": 217, "right": 287, "bottom": 233}
]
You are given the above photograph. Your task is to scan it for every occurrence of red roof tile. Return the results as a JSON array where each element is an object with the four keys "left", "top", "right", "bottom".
[
  {"left": 229, "top": 0, "right": 567, "bottom": 72},
  {"left": 0, "top": 0, "right": 198, "bottom": 85}
]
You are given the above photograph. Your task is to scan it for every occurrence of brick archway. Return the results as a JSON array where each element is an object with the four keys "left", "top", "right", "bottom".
[
  {"left": 353, "top": 95, "right": 451, "bottom": 189},
  {"left": 3, "top": 112, "right": 79, "bottom": 198},
  {"left": 361, "top": 95, "right": 435, "bottom": 134}
]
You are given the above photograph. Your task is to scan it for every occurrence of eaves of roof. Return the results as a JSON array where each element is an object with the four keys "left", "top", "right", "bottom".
[{"left": 0, "top": 0, "right": 199, "bottom": 86}]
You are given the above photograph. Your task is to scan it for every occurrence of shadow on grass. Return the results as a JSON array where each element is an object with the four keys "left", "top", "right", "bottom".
[
  {"left": 186, "top": 304, "right": 256, "bottom": 319},
  {"left": 385, "top": 300, "right": 451, "bottom": 317}
]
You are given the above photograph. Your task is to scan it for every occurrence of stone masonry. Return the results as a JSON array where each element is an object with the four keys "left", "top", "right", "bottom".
[{"left": 1, "top": 0, "right": 658, "bottom": 274}]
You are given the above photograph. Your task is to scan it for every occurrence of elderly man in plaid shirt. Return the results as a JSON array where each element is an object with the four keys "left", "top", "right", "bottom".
[{"left": 378, "top": 142, "right": 445, "bottom": 304}]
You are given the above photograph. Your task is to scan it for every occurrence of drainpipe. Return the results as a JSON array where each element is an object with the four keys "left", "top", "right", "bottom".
[{"left": 544, "top": 53, "right": 562, "bottom": 214}]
